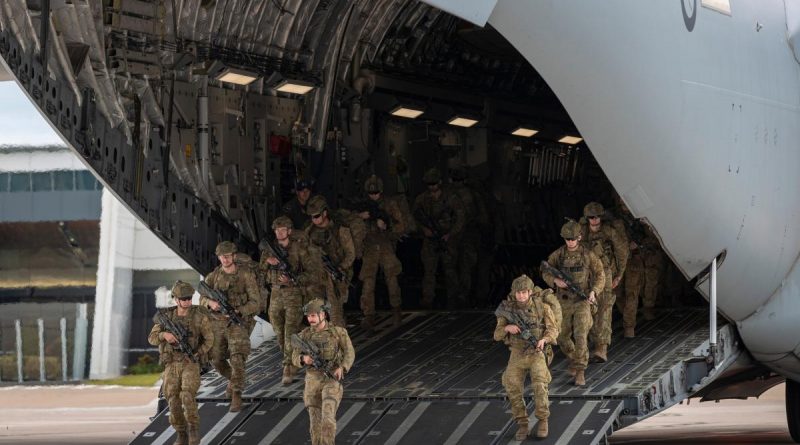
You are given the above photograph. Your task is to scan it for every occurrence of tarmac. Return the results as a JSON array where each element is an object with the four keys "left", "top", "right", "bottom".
[{"left": 0, "top": 382, "right": 793, "bottom": 444}]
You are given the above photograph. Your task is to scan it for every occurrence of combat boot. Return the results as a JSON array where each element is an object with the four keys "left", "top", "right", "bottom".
[
  {"left": 592, "top": 344, "right": 608, "bottom": 363},
  {"left": 624, "top": 327, "right": 635, "bottom": 338},
  {"left": 230, "top": 391, "right": 242, "bottom": 412},
  {"left": 187, "top": 425, "right": 200, "bottom": 445},
  {"left": 392, "top": 307, "right": 402, "bottom": 326},
  {"left": 281, "top": 365, "right": 293, "bottom": 385},
  {"left": 173, "top": 430, "right": 188, "bottom": 445},
  {"left": 566, "top": 359, "right": 576, "bottom": 377},
  {"left": 515, "top": 419, "right": 529, "bottom": 441},
  {"left": 574, "top": 369, "right": 586, "bottom": 386},
  {"left": 535, "top": 419, "right": 548, "bottom": 439}
]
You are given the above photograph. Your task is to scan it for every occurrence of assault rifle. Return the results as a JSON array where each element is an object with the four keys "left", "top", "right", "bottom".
[
  {"left": 540, "top": 260, "right": 594, "bottom": 304},
  {"left": 414, "top": 209, "right": 446, "bottom": 251},
  {"left": 354, "top": 199, "right": 392, "bottom": 230},
  {"left": 290, "top": 334, "right": 339, "bottom": 381},
  {"left": 259, "top": 237, "right": 299, "bottom": 285},
  {"left": 322, "top": 254, "right": 352, "bottom": 287},
  {"left": 197, "top": 281, "right": 245, "bottom": 326},
  {"left": 155, "top": 310, "right": 197, "bottom": 362},
  {"left": 494, "top": 304, "right": 541, "bottom": 352}
]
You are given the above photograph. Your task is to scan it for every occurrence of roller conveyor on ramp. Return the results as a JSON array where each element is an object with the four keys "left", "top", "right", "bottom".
[{"left": 132, "top": 309, "right": 740, "bottom": 445}]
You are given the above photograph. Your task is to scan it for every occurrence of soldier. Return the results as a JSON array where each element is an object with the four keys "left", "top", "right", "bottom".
[
  {"left": 448, "top": 166, "right": 480, "bottom": 304},
  {"left": 580, "top": 202, "right": 628, "bottom": 362},
  {"left": 148, "top": 281, "right": 214, "bottom": 445},
  {"left": 292, "top": 299, "right": 355, "bottom": 445},
  {"left": 494, "top": 275, "right": 559, "bottom": 440},
  {"left": 262, "top": 216, "right": 324, "bottom": 385},
  {"left": 199, "top": 241, "right": 261, "bottom": 412},
  {"left": 282, "top": 177, "right": 316, "bottom": 230},
  {"left": 413, "top": 168, "right": 465, "bottom": 309},
  {"left": 305, "top": 195, "right": 355, "bottom": 328},
  {"left": 358, "top": 175, "right": 406, "bottom": 329},
  {"left": 541, "top": 220, "right": 604, "bottom": 386},
  {"left": 618, "top": 206, "right": 665, "bottom": 337}
]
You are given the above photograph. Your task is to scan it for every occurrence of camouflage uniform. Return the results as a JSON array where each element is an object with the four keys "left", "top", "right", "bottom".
[
  {"left": 359, "top": 175, "right": 405, "bottom": 327},
  {"left": 542, "top": 221, "right": 605, "bottom": 384},
  {"left": 448, "top": 167, "right": 480, "bottom": 303},
  {"left": 148, "top": 281, "right": 214, "bottom": 445},
  {"left": 305, "top": 196, "right": 355, "bottom": 328},
  {"left": 494, "top": 276, "right": 558, "bottom": 440},
  {"left": 200, "top": 242, "right": 261, "bottom": 410},
  {"left": 621, "top": 219, "right": 664, "bottom": 335},
  {"left": 413, "top": 168, "right": 466, "bottom": 308},
  {"left": 292, "top": 300, "right": 356, "bottom": 445},
  {"left": 580, "top": 202, "right": 628, "bottom": 359},
  {"left": 261, "top": 216, "right": 324, "bottom": 383}
]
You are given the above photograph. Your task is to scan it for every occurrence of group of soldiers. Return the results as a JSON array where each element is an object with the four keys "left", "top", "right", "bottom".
[
  {"left": 146, "top": 167, "right": 664, "bottom": 444},
  {"left": 493, "top": 199, "right": 665, "bottom": 441}
]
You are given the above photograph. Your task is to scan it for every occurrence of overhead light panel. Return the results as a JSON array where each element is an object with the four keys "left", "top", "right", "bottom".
[
  {"left": 511, "top": 126, "right": 539, "bottom": 137},
  {"left": 447, "top": 115, "right": 480, "bottom": 128},
  {"left": 275, "top": 79, "right": 315, "bottom": 95},
  {"left": 390, "top": 105, "right": 425, "bottom": 119},
  {"left": 216, "top": 67, "right": 259, "bottom": 86},
  {"left": 559, "top": 135, "right": 583, "bottom": 144}
]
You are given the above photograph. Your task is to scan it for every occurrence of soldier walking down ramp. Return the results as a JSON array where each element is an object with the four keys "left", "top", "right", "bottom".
[
  {"left": 148, "top": 281, "right": 214, "bottom": 445},
  {"left": 541, "top": 220, "right": 604, "bottom": 386},
  {"left": 292, "top": 299, "right": 355, "bottom": 445},
  {"left": 261, "top": 216, "right": 324, "bottom": 385},
  {"left": 357, "top": 175, "right": 406, "bottom": 329},
  {"left": 580, "top": 202, "right": 628, "bottom": 362},
  {"left": 494, "top": 275, "right": 559, "bottom": 440},
  {"left": 305, "top": 195, "right": 355, "bottom": 328},
  {"left": 199, "top": 241, "right": 261, "bottom": 412}
]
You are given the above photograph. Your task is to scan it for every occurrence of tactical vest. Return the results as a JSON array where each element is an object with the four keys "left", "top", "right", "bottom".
[
  {"left": 583, "top": 225, "right": 616, "bottom": 272},
  {"left": 157, "top": 307, "right": 204, "bottom": 364},
  {"left": 207, "top": 267, "right": 250, "bottom": 309},
  {"left": 557, "top": 246, "right": 594, "bottom": 299},
  {"left": 501, "top": 299, "right": 546, "bottom": 352},
  {"left": 308, "top": 220, "right": 347, "bottom": 267},
  {"left": 301, "top": 326, "right": 344, "bottom": 369},
  {"left": 265, "top": 234, "right": 309, "bottom": 287},
  {"left": 417, "top": 192, "right": 456, "bottom": 232}
]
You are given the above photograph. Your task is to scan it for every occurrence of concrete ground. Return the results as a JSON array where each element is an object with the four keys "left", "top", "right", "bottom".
[{"left": 0, "top": 382, "right": 793, "bottom": 444}]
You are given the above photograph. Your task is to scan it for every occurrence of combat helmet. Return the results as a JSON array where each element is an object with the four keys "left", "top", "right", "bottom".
[
  {"left": 560, "top": 219, "right": 581, "bottom": 239},
  {"left": 583, "top": 202, "right": 605, "bottom": 218},
  {"left": 215, "top": 241, "right": 237, "bottom": 256},
  {"left": 364, "top": 175, "right": 384, "bottom": 193},
  {"left": 306, "top": 195, "right": 328, "bottom": 216},
  {"left": 303, "top": 298, "right": 331, "bottom": 316},
  {"left": 272, "top": 216, "right": 293, "bottom": 230},
  {"left": 511, "top": 274, "right": 535, "bottom": 293},
  {"left": 294, "top": 176, "right": 314, "bottom": 191},
  {"left": 423, "top": 168, "right": 442, "bottom": 185},
  {"left": 171, "top": 280, "right": 195, "bottom": 299}
]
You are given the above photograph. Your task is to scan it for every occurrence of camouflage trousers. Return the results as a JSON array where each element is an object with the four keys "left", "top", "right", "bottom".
[
  {"left": 303, "top": 371, "right": 344, "bottom": 445},
  {"left": 420, "top": 239, "right": 460, "bottom": 307},
  {"left": 558, "top": 299, "right": 593, "bottom": 369},
  {"left": 622, "top": 251, "right": 664, "bottom": 328},
  {"left": 502, "top": 348, "right": 551, "bottom": 422},
  {"left": 359, "top": 242, "right": 402, "bottom": 315},
  {"left": 163, "top": 360, "right": 201, "bottom": 431},
  {"left": 324, "top": 276, "right": 349, "bottom": 328},
  {"left": 269, "top": 287, "right": 305, "bottom": 366},
  {"left": 210, "top": 320, "right": 251, "bottom": 392},
  {"left": 590, "top": 268, "right": 615, "bottom": 347}
]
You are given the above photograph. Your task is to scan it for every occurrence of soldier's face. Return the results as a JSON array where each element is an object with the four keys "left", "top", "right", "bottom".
[
  {"left": 218, "top": 253, "right": 234, "bottom": 267},
  {"left": 311, "top": 210, "right": 327, "bottom": 227},
  {"left": 274, "top": 227, "right": 291, "bottom": 240},
  {"left": 307, "top": 312, "right": 326, "bottom": 327},
  {"left": 588, "top": 215, "right": 602, "bottom": 230},
  {"left": 514, "top": 289, "right": 532, "bottom": 302},
  {"left": 175, "top": 296, "right": 193, "bottom": 307},
  {"left": 368, "top": 191, "right": 381, "bottom": 201},
  {"left": 297, "top": 188, "right": 311, "bottom": 204},
  {"left": 565, "top": 237, "right": 580, "bottom": 250}
]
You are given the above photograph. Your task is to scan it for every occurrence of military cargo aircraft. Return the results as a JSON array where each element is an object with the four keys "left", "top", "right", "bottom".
[{"left": 1, "top": 0, "right": 798, "bottom": 443}]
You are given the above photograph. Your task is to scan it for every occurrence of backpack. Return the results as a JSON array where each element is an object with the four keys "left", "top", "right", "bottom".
[{"left": 331, "top": 209, "right": 367, "bottom": 258}]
